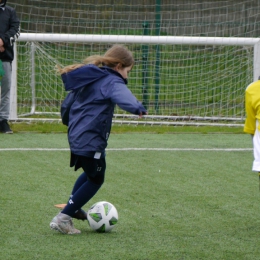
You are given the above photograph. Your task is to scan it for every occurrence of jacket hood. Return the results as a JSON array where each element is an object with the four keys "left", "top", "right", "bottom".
[{"left": 61, "top": 64, "right": 127, "bottom": 91}]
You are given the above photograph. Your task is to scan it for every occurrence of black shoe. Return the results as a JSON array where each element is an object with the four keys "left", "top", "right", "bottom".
[
  {"left": 0, "top": 120, "right": 13, "bottom": 134},
  {"left": 72, "top": 209, "right": 87, "bottom": 221}
]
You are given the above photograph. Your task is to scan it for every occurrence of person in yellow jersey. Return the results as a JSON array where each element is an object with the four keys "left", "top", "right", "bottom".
[{"left": 244, "top": 78, "right": 260, "bottom": 173}]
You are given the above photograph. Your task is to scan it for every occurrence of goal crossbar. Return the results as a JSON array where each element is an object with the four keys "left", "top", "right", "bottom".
[{"left": 19, "top": 33, "right": 260, "bottom": 46}]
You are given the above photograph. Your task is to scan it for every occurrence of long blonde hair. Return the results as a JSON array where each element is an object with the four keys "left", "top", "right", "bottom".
[{"left": 56, "top": 44, "right": 134, "bottom": 75}]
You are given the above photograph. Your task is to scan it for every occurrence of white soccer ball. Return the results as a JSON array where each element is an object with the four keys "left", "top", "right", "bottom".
[{"left": 87, "top": 201, "right": 119, "bottom": 232}]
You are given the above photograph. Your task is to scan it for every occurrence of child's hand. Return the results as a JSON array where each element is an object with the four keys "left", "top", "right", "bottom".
[{"left": 139, "top": 111, "right": 148, "bottom": 118}]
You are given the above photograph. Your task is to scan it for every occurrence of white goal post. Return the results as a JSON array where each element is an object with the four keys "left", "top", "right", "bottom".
[{"left": 11, "top": 33, "right": 260, "bottom": 126}]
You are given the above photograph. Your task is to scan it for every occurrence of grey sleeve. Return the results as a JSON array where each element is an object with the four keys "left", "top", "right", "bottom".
[{"left": 110, "top": 83, "right": 147, "bottom": 115}]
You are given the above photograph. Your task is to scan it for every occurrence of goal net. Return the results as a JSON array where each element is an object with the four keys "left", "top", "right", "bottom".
[{"left": 9, "top": 0, "right": 260, "bottom": 126}]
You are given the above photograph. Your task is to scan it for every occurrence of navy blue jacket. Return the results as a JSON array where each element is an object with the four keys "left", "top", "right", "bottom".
[
  {"left": 0, "top": 5, "right": 20, "bottom": 62},
  {"left": 61, "top": 64, "right": 147, "bottom": 158}
]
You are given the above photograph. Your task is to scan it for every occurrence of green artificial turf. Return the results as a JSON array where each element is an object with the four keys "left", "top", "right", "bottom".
[{"left": 0, "top": 132, "right": 258, "bottom": 260}]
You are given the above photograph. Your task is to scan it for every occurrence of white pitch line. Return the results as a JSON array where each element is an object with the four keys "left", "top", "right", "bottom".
[{"left": 0, "top": 148, "right": 253, "bottom": 151}]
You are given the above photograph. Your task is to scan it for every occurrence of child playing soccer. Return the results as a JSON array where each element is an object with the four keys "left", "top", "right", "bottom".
[
  {"left": 244, "top": 77, "right": 260, "bottom": 179},
  {"left": 50, "top": 44, "right": 147, "bottom": 234}
]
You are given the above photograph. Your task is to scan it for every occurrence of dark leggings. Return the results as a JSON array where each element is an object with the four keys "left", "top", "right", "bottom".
[{"left": 61, "top": 155, "right": 106, "bottom": 217}]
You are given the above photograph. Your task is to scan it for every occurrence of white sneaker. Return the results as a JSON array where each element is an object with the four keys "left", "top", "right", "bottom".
[{"left": 50, "top": 213, "right": 81, "bottom": 234}]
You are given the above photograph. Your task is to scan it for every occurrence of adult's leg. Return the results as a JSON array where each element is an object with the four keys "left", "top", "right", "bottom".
[{"left": 0, "top": 62, "right": 12, "bottom": 120}]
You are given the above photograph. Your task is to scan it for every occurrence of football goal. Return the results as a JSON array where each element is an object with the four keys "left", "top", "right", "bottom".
[
  {"left": 11, "top": 33, "right": 260, "bottom": 126},
  {"left": 9, "top": 0, "right": 260, "bottom": 126}
]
